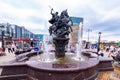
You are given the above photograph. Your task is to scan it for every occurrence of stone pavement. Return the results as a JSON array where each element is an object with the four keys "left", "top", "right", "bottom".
[{"left": 0, "top": 52, "right": 16, "bottom": 64}]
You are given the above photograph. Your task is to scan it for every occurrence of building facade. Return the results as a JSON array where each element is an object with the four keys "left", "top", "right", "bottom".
[
  {"left": 70, "top": 17, "right": 84, "bottom": 44},
  {"left": 0, "top": 23, "right": 36, "bottom": 41}
]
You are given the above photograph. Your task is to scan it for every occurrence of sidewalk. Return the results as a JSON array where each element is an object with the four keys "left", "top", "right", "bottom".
[{"left": 0, "top": 52, "right": 16, "bottom": 64}]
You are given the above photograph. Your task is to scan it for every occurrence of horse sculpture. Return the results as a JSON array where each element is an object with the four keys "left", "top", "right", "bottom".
[{"left": 49, "top": 9, "right": 73, "bottom": 38}]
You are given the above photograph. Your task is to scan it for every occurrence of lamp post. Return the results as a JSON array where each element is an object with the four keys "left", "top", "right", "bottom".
[
  {"left": 97, "top": 32, "right": 101, "bottom": 53},
  {"left": 0, "top": 25, "right": 5, "bottom": 51}
]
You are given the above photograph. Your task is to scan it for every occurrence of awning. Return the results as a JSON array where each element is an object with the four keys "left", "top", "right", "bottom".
[{"left": 22, "top": 38, "right": 30, "bottom": 41}]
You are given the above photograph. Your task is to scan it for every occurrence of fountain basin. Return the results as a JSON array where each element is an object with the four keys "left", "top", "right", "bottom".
[
  {"left": 0, "top": 51, "right": 113, "bottom": 80},
  {"left": 0, "top": 58, "right": 99, "bottom": 80},
  {"left": 27, "top": 58, "right": 99, "bottom": 80}
]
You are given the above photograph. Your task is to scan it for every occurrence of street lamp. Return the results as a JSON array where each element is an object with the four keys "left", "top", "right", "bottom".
[
  {"left": 97, "top": 32, "right": 102, "bottom": 53},
  {"left": 0, "top": 25, "right": 5, "bottom": 51}
]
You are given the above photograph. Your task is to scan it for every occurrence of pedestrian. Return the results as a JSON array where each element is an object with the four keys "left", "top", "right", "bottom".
[
  {"left": 7, "top": 43, "right": 13, "bottom": 53},
  {"left": 108, "top": 45, "right": 114, "bottom": 57},
  {"left": 0, "top": 48, "right": 6, "bottom": 56},
  {"left": 106, "top": 46, "right": 109, "bottom": 52},
  {"left": 98, "top": 49, "right": 104, "bottom": 57},
  {"left": 11, "top": 43, "right": 15, "bottom": 52}
]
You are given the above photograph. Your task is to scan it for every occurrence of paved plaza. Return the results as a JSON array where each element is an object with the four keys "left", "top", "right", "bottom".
[{"left": 0, "top": 52, "right": 16, "bottom": 64}]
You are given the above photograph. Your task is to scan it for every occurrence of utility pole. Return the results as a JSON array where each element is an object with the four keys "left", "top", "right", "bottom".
[{"left": 87, "top": 29, "right": 92, "bottom": 42}]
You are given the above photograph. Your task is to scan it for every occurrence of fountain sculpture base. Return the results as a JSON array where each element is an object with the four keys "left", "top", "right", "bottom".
[{"left": 53, "top": 38, "right": 69, "bottom": 58}]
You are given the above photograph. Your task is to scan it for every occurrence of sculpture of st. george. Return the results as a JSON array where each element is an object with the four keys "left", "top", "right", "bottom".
[{"left": 48, "top": 8, "right": 73, "bottom": 58}]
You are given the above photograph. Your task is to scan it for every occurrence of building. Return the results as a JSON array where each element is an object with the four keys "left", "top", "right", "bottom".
[
  {"left": 0, "top": 22, "right": 36, "bottom": 43},
  {"left": 12, "top": 24, "right": 36, "bottom": 39},
  {"left": 69, "top": 17, "right": 84, "bottom": 44}
]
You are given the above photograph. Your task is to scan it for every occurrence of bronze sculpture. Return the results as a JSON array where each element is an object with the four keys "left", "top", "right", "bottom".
[
  {"left": 49, "top": 8, "right": 73, "bottom": 38},
  {"left": 48, "top": 8, "right": 73, "bottom": 58}
]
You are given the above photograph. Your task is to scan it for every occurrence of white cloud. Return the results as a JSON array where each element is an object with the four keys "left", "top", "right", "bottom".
[{"left": 0, "top": 0, "right": 120, "bottom": 41}]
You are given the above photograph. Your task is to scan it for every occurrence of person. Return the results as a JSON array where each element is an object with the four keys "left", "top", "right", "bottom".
[
  {"left": 0, "top": 48, "right": 6, "bottom": 56},
  {"left": 7, "top": 43, "right": 13, "bottom": 53},
  {"left": 98, "top": 49, "right": 104, "bottom": 57},
  {"left": 108, "top": 45, "right": 115, "bottom": 57},
  {"left": 11, "top": 43, "right": 15, "bottom": 52},
  {"left": 118, "top": 47, "right": 120, "bottom": 53},
  {"left": 110, "top": 47, "right": 120, "bottom": 57},
  {"left": 49, "top": 8, "right": 59, "bottom": 24},
  {"left": 106, "top": 46, "right": 110, "bottom": 52}
]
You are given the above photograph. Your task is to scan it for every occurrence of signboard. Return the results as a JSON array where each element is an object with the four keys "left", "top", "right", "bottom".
[
  {"left": 70, "top": 17, "right": 83, "bottom": 44},
  {"left": 37, "top": 34, "right": 43, "bottom": 41},
  {"left": 34, "top": 46, "right": 39, "bottom": 51},
  {"left": 70, "top": 17, "right": 83, "bottom": 26}
]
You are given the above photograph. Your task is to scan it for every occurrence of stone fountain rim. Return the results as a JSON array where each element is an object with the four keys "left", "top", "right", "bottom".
[
  {"left": 25, "top": 58, "right": 99, "bottom": 72},
  {"left": 0, "top": 58, "right": 99, "bottom": 72},
  {"left": 0, "top": 58, "right": 100, "bottom": 71}
]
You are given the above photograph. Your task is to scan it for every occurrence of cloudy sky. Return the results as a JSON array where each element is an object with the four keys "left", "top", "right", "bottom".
[{"left": 0, "top": 0, "right": 120, "bottom": 41}]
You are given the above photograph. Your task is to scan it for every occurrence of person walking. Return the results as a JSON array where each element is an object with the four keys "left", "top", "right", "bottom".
[
  {"left": 0, "top": 48, "right": 6, "bottom": 56},
  {"left": 108, "top": 45, "right": 114, "bottom": 57},
  {"left": 11, "top": 43, "right": 15, "bottom": 52},
  {"left": 7, "top": 43, "right": 13, "bottom": 53}
]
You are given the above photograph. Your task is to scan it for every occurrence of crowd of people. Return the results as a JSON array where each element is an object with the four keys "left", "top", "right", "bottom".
[
  {"left": 82, "top": 43, "right": 120, "bottom": 59},
  {"left": 0, "top": 42, "right": 33, "bottom": 56},
  {"left": 1, "top": 41, "right": 120, "bottom": 61},
  {"left": 107, "top": 45, "right": 120, "bottom": 57},
  {"left": 97, "top": 45, "right": 120, "bottom": 58},
  {"left": 0, "top": 41, "right": 47, "bottom": 56}
]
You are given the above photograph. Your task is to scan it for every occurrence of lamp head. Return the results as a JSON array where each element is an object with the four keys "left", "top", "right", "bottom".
[{"left": 98, "top": 32, "right": 101, "bottom": 36}]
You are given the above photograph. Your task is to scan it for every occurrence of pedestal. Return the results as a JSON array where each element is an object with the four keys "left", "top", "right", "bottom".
[{"left": 53, "top": 38, "right": 69, "bottom": 58}]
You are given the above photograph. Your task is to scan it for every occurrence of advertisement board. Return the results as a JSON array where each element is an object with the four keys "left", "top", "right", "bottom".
[
  {"left": 69, "top": 17, "right": 83, "bottom": 44},
  {"left": 37, "top": 34, "right": 43, "bottom": 41}
]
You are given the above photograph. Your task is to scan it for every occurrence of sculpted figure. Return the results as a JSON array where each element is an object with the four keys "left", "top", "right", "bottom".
[
  {"left": 49, "top": 8, "right": 59, "bottom": 24},
  {"left": 49, "top": 8, "right": 73, "bottom": 38}
]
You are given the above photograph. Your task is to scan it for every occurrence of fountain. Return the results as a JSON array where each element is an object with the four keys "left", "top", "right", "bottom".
[
  {"left": 0, "top": 9, "right": 113, "bottom": 80},
  {"left": 75, "top": 22, "right": 83, "bottom": 60},
  {"left": 96, "top": 62, "right": 120, "bottom": 80},
  {"left": 111, "top": 63, "right": 120, "bottom": 79}
]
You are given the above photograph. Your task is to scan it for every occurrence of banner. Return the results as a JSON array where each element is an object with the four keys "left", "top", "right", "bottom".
[
  {"left": 37, "top": 34, "right": 43, "bottom": 41},
  {"left": 69, "top": 17, "right": 83, "bottom": 44}
]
